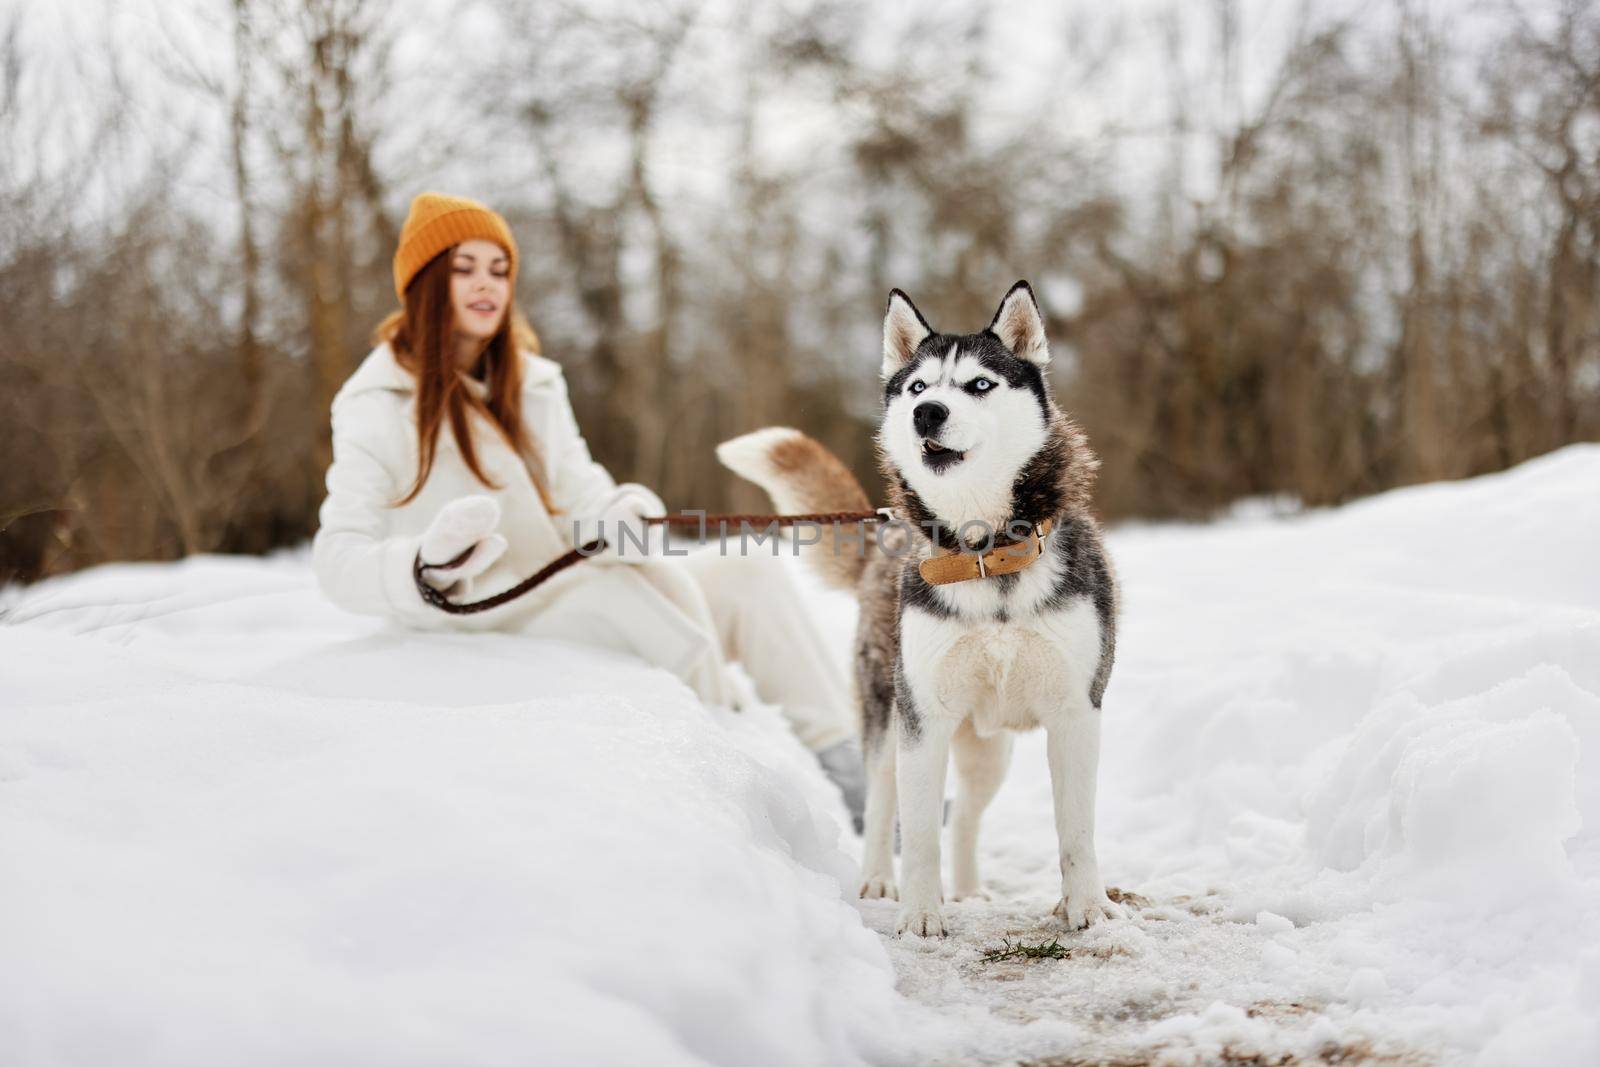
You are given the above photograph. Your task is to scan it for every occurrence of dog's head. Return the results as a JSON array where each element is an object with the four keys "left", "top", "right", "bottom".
[{"left": 878, "top": 282, "right": 1053, "bottom": 522}]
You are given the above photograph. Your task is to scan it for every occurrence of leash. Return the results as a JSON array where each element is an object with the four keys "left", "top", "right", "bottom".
[
  {"left": 414, "top": 510, "right": 884, "bottom": 615},
  {"left": 414, "top": 508, "right": 1058, "bottom": 615}
]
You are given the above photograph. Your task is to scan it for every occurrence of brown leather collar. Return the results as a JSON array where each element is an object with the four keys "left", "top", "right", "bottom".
[{"left": 918, "top": 518, "right": 1055, "bottom": 586}]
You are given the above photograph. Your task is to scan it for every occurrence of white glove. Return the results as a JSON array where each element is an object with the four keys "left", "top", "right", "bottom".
[
  {"left": 417, "top": 495, "right": 508, "bottom": 592},
  {"left": 576, "top": 484, "right": 667, "bottom": 563}
]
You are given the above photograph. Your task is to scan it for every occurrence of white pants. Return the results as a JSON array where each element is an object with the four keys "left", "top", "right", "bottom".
[{"left": 520, "top": 548, "right": 854, "bottom": 752}]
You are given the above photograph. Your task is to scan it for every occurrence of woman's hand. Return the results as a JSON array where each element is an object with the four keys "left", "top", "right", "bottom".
[
  {"left": 418, "top": 496, "right": 508, "bottom": 592},
  {"left": 578, "top": 484, "right": 667, "bottom": 563}
]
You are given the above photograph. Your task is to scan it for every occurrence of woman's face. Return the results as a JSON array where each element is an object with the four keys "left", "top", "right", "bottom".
[{"left": 449, "top": 238, "right": 511, "bottom": 342}]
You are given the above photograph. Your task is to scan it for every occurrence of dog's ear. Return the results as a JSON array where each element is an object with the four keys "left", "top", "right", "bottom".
[
  {"left": 987, "top": 281, "right": 1049, "bottom": 366},
  {"left": 882, "top": 289, "right": 932, "bottom": 377}
]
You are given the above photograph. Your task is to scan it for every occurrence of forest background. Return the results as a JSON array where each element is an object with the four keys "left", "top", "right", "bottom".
[{"left": 2, "top": 0, "right": 1596, "bottom": 584}]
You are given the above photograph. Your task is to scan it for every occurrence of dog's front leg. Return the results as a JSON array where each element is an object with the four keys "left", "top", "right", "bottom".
[
  {"left": 858, "top": 736, "right": 898, "bottom": 899},
  {"left": 1045, "top": 705, "right": 1121, "bottom": 930},
  {"left": 894, "top": 712, "right": 954, "bottom": 937}
]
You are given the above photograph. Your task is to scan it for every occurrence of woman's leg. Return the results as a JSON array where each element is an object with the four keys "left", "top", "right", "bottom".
[
  {"left": 675, "top": 547, "right": 855, "bottom": 751},
  {"left": 515, "top": 565, "right": 738, "bottom": 708},
  {"left": 676, "top": 546, "right": 866, "bottom": 828}
]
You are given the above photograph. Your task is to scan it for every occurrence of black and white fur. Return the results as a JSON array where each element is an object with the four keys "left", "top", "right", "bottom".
[{"left": 719, "top": 281, "right": 1120, "bottom": 938}]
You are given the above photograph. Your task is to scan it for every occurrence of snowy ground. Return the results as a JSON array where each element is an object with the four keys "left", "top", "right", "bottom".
[{"left": 3, "top": 446, "right": 1598, "bottom": 1066}]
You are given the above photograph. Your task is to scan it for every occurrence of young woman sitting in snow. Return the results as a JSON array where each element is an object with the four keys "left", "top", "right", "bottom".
[{"left": 312, "top": 191, "right": 864, "bottom": 823}]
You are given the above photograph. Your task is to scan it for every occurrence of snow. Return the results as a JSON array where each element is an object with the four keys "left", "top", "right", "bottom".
[
  {"left": 5, "top": 444, "right": 1600, "bottom": 1065},
  {"left": 0, "top": 570, "right": 929, "bottom": 1066}
]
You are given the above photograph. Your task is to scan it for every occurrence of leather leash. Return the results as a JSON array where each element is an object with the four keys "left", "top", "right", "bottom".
[{"left": 414, "top": 509, "right": 1055, "bottom": 615}]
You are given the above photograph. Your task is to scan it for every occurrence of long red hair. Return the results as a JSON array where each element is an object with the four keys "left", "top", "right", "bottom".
[{"left": 374, "top": 248, "right": 555, "bottom": 509}]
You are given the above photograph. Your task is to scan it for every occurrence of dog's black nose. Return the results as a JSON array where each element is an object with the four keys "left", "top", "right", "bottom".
[{"left": 913, "top": 402, "right": 949, "bottom": 438}]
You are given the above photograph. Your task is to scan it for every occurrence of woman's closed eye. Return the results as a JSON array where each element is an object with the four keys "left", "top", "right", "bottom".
[{"left": 453, "top": 261, "right": 509, "bottom": 277}]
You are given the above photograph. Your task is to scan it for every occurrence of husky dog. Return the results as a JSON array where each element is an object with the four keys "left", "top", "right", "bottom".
[{"left": 718, "top": 282, "right": 1121, "bottom": 938}]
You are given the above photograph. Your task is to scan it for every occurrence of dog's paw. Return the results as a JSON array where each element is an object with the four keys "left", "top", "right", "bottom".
[
  {"left": 950, "top": 884, "right": 990, "bottom": 902},
  {"left": 859, "top": 874, "right": 899, "bottom": 900},
  {"left": 895, "top": 903, "right": 948, "bottom": 938},
  {"left": 1052, "top": 890, "right": 1124, "bottom": 931}
]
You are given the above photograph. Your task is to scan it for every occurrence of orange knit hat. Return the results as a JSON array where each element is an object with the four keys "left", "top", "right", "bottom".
[{"left": 393, "top": 191, "right": 518, "bottom": 303}]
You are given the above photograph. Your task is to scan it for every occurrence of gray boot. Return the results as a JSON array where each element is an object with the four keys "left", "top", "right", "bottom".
[{"left": 816, "top": 738, "right": 867, "bottom": 834}]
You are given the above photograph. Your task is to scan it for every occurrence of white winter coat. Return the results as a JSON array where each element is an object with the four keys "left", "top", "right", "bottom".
[{"left": 312, "top": 342, "right": 729, "bottom": 687}]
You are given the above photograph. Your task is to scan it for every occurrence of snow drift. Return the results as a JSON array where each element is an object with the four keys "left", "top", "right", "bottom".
[{"left": 0, "top": 574, "right": 919, "bottom": 1066}]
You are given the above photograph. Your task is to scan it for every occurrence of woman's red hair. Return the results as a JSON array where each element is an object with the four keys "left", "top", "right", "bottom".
[{"left": 374, "top": 248, "right": 555, "bottom": 509}]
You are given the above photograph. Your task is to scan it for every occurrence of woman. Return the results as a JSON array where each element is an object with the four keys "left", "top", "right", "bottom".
[{"left": 312, "top": 191, "right": 864, "bottom": 825}]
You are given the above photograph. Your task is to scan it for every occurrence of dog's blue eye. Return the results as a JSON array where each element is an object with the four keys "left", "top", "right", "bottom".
[
  {"left": 970, "top": 378, "right": 994, "bottom": 392},
  {"left": 909, "top": 381, "right": 927, "bottom": 395}
]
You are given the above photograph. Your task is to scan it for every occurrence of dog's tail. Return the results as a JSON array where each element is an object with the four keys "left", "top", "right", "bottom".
[{"left": 716, "top": 427, "right": 874, "bottom": 592}]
